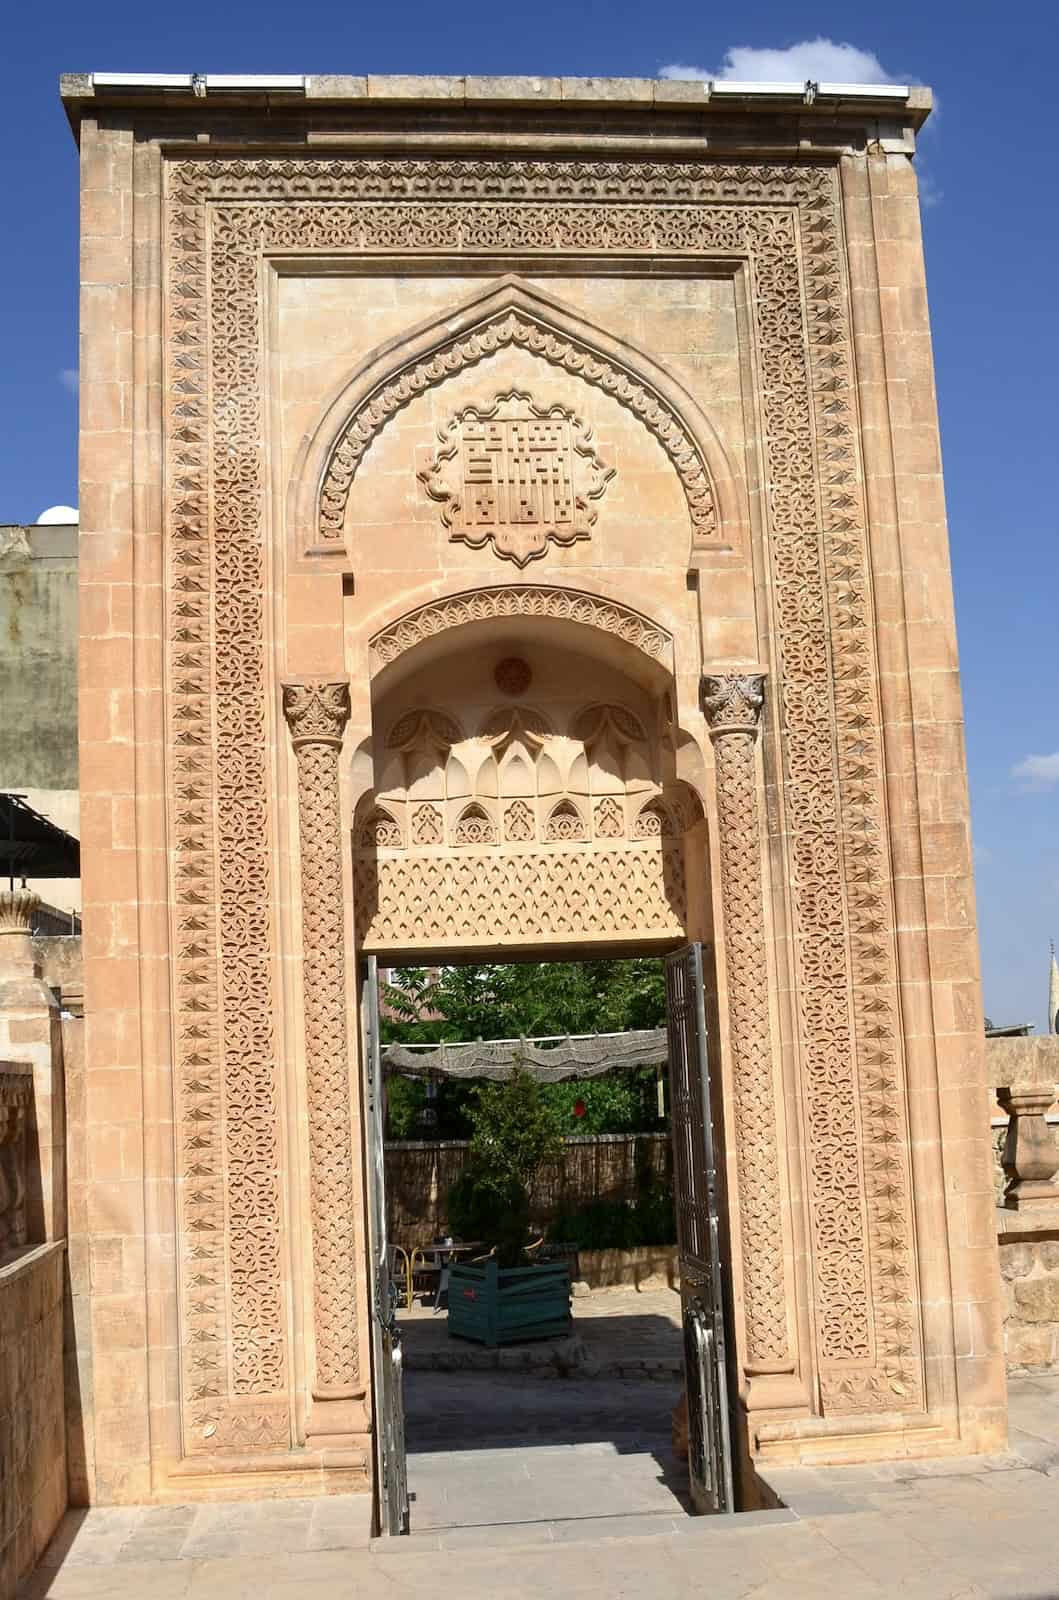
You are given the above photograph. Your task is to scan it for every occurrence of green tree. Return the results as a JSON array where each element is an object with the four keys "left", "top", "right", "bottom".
[
  {"left": 381, "top": 958, "right": 666, "bottom": 1044},
  {"left": 381, "top": 959, "right": 668, "bottom": 1137},
  {"left": 447, "top": 1065, "right": 564, "bottom": 1265}
]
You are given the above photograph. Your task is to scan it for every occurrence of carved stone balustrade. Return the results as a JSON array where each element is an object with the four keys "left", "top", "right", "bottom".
[
  {"left": 0, "top": 1062, "right": 33, "bottom": 1263},
  {"left": 998, "top": 1082, "right": 1059, "bottom": 1208}
]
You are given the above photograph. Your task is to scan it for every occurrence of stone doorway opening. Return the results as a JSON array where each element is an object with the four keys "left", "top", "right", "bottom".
[{"left": 364, "top": 953, "right": 739, "bottom": 1542}]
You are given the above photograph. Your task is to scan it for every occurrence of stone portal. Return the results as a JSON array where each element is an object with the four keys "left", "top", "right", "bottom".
[{"left": 65, "top": 72, "right": 1005, "bottom": 1504}]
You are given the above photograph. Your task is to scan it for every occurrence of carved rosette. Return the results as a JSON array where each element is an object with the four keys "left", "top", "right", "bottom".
[
  {"left": 701, "top": 673, "right": 792, "bottom": 1378},
  {"left": 282, "top": 680, "right": 360, "bottom": 1399}
]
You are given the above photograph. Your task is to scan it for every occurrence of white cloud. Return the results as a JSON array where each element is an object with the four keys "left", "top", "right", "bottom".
[
  {"left": 1012, "top": 753, "right": 1059, "bottom": 788},
  {"left": 59, "top": 368, "right": 79, "bottom": 394},
  {"left": 659, "top": 62, "right": 711, "bottom": 82},
  {"left": 660, "top": 38, "right": 893, "bottom": 86},
  {"left": 917, "top": 171, "right": 943, "bottom": 209}
]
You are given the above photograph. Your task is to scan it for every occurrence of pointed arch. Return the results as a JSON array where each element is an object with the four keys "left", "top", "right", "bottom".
[
  {"left": 452, "top": 801, "right": 497, "bottom": 847},
  {"left": 291, "top": 276, "right": 744, "bottom": 565},
  {"left": 355, "top": 803, "right": 404, "bottom": 851},
  {"left": 544, "top": 798, "right": 588, "bottom": 844}
]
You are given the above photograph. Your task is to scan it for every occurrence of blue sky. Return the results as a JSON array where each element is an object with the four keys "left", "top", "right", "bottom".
[{"left": 2, "top": 1, "right": 1056, "bottom": 1026}]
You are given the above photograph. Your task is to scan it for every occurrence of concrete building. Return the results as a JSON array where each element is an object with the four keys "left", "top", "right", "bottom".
[{"left": 0, "top": 515, "right": 81, "bottom": 920}]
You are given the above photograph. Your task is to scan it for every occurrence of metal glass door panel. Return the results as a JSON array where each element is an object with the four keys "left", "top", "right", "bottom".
[
  {"left": 361, "top": 955, "right": 409, "bottom": 1536},
  {"left": 664, "top": 943, "right": 735, "bottom": 1515}
]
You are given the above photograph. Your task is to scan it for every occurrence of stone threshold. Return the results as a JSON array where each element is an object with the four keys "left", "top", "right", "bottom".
[{"left": 371, "top": 1504, "right": 795, "bottom": 1554}]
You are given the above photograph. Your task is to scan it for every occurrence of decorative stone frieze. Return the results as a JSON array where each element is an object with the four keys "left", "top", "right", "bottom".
[
  {"left": 701, "top": 672, "right": 792, "bottom": 1382},
  {"left": 282, "top": 681, "right": 362, "bottom": 1404},
  {"left": 369, "top": 586, "right": 672, "bottom": 673}
]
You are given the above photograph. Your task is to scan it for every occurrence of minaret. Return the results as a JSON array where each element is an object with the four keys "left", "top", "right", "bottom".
[{"left": 1049, "top": 942, "right": 1059, "bottom": 1035}]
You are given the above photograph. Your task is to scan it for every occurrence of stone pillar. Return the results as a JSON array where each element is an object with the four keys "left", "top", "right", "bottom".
[
  {"left": 282, "top": 680, "right": 365, "bottom": 1441},
  {"left": 0, "top": 889, "right": 65, "bottom": 1244},
  {"left": 998, "top": 1084, "right": 1059, "bottom": 1208},
  {"left": 700, "top": 672, "right": 798, "bottom": 1405}
]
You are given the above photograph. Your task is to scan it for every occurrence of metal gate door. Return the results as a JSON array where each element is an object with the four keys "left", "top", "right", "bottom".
[
  {"left": 361, "top": 956, "right": 410, "bottom": 1536},
  {"left": 664, "top": 943, "right": 735, "bottom": 1514}
]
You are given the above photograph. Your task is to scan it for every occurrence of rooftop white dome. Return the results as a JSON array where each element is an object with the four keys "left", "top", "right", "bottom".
[{"left": 36, "top": 505, "right": 79, "bottom": 525}]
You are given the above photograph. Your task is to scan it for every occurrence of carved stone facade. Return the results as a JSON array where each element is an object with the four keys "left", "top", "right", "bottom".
[{"left": 69, "top": 75, "right": 1004, "bottom": 1505}]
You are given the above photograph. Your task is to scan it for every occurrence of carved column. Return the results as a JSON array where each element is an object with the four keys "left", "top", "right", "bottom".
[
  {"left": 701, "top": 673, "right": 795, "bottom": 1398},
  {"left": 282, "top": 680, "right": 363, "bottom": 1426}
]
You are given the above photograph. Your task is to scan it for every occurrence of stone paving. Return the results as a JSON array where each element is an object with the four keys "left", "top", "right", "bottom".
[
  {"left": 400, "top": 1282, "right": 683, "bottom": 1379},
  {"left": 19, "top": 1376, "right": 1059, "bottom": 1599}
]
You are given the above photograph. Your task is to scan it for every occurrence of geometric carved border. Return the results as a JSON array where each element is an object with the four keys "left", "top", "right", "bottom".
[
  {"left": 164, "top": 153, "right": 923, "bottom": 1451},
  {"left": 369, "top": 585, "right": 673, "bottom": 674}
]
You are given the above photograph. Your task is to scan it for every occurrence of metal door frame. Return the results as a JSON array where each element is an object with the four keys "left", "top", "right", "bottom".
[
  {"left": 361, "top": 954, "right": 410, "bottom": 1536},
  {"left": 664, "top": 941, "right": 736, "bottom": 1514}
]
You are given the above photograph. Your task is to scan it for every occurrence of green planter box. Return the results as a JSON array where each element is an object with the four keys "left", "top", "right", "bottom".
[{"left": 448, "top": 1258, "right": 571, "bottom": 1348}]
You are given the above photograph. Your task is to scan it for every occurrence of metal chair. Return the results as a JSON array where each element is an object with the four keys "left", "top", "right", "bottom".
[
  {"left": 388, "top": 1243, "right": 413, "bottom": 1311},
  {"left": 409, "top": 1245, "right": 442, "bottom": 1306}
]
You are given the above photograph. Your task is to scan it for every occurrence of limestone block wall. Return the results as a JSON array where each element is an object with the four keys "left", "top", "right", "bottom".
[
  {"left": 998, "top": 1228, "right": 1059, "bottom": 1373},
  {"left": 988, "top": 1037, "right": 1059, "bottom": 1374},
  {"left": 0, "top": 1242, "right": 67, "bottom": 1600}
]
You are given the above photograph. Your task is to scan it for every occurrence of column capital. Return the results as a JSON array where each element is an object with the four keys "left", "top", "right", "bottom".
[
  {"left": 282, "top": 679, "right": 351, "bottom": 748},
  {"left": 0, "top": 887, "right": 40, "bottom": 935},
  {"left": 700, "top": 671, "right": 766, "bottom": 737}
]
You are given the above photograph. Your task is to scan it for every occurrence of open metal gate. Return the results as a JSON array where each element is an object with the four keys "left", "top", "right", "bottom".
[
  {"left": 361, "top": 955, "right": 410, "bottom": 1536},
  {"left": 664, "top": 943, "right": 736, "bottom": 1514}
]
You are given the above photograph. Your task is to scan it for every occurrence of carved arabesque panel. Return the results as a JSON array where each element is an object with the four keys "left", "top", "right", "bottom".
[
  {"left": 164, "top": 153, "right": 921, "bottom": 1451},
  {"left": 355, "top": 844, "right": 686, "bottom": 947}
]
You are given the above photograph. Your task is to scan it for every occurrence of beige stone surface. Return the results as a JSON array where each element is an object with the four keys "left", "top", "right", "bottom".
[
  {"left": 66, "top": 79, "right": 1003, "bottom": 1508},
  {"left": 14, "top": 1376, "right": 1059, "bottom": 1598},
  {"left": 0, "top": 1242, "right": 67, "bottom": 1600}
]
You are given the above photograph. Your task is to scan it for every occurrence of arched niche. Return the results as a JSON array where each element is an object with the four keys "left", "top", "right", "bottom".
[
  {"left": 350, "top": 601, "right": 712, "bottom": 959},
  {"left": 288, "top": 276, "right": 746, "bottom": 571}
]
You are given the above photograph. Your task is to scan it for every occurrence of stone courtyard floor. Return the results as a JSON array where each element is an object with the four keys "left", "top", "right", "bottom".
[{"left": 19, "top": 1362, "right": 1059, "bottom": 1598}]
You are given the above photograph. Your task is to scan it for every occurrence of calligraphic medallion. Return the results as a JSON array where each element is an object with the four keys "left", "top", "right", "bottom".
[{"left": 419, "top": 390, "right": 614, "bottom": 566}]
